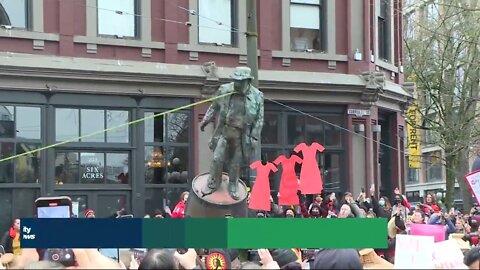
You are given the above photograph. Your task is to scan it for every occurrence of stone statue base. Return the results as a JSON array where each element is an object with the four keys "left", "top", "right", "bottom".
[{"left": 185, "top": 172, "right": 248, "bottom": 218}]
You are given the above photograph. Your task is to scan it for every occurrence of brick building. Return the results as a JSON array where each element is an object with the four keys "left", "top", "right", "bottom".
[{"left": 0, "top": 0, "right": 411, "bottom": 229}]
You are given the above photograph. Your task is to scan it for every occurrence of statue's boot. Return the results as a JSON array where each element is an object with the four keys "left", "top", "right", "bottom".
[
  {"left": 201, "top": 177, "right": 219, "bottom": 196},
  {"left": 228, "top": 180, "right": 240, "bottom": 200}
]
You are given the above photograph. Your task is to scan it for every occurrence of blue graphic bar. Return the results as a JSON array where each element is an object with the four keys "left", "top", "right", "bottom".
[{"left": 20, "top": 218, "right": 143, "bottom": 248}]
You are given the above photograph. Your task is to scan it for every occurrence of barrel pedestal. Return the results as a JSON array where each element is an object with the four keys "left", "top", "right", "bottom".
[{"left": 185, "top": 172, "right": 248, "bottom": 218}]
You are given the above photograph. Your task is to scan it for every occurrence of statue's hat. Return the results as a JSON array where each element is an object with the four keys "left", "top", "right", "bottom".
[{"left": 231, "top": 66, "right": 254, "bottom": 80}]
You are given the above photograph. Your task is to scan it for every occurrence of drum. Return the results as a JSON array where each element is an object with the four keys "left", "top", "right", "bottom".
[{"left": 185, "top": 172, "right": 248, "bottom": 218}]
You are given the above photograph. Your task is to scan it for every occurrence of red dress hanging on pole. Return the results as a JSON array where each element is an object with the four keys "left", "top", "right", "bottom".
[
  {"left": 294, "top": 142, "right": 325, "bottom": 194},
  {"left": 248, "top": 161, "right": 278, "bottom": 211},
  {"left": 274, "top": 154, "right": 303, "bottom": 206}
]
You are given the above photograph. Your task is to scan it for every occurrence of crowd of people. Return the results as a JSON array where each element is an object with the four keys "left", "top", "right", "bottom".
[{"left": 2, "top": 188, "right": 480, "bottom": 269}]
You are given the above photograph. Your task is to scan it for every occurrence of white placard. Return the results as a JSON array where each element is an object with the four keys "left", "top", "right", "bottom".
[
  {"left": 432, "top": 240, "right": 466, "bottom": 269},
  {"left": 394, "top": 235, "right": 434, "bottom": 269},
  {"left": 465, "top": 170, "right": 480, "bottom": 205}
]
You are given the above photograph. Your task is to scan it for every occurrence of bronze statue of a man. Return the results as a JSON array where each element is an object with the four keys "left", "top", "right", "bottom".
[{"left": 200, "top": 67, "right": 264, "bottom": 200}]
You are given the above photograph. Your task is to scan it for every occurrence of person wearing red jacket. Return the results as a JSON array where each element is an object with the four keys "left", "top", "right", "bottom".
[
  {"left": 423, "top": 193, "right": 440, "bottom": 215},
  {"left": 171, "top": 191, "right": 189, "bottom": 218}
]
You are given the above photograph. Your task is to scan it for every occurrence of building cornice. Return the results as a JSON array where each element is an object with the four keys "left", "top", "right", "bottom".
[{"left": 0, "top": 53, "right": 412, "bottom": 107}]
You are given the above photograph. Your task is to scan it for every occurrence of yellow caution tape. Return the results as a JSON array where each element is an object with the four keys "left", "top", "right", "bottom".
[{"left": 0, "top": 92, "right": 233, "bottom": 163}]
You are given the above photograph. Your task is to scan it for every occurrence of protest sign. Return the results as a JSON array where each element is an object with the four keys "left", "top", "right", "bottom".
[
  {"left": 394, "top": 234, "right": 434, "bottom": 269},
  {"left": 465, "top": 170, "right": 480, "bottom": 205},
  {"left": 432, "top": 240, "right": 467, "bottom": 269},
  {"left": 409, "top": 223, "right": 445, "bottom": 242}
]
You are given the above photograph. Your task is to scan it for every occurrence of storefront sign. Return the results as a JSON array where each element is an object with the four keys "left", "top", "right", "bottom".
[
  {"left": 406, "top": 104, "right": 421, "bottom": 169},
  {"left": 81, "top": 155, "right": 104, "bottom": 180},
  {"left": 347, "top": 109, "right": 371, "bottom": 117}
]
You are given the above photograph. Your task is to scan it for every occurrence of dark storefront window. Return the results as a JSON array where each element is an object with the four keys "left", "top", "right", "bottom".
[
  {"left": 0, "top": 95, "right": 195, "bottom": 221},
  {"left": 406, "top": 191, "right": 421, "bottom": 203},
  {"left": 55, "top": 108, "right": 130, "bottom": 143},
  {"left": 144, "top": 187, "right": 186, "bottom": 216},
  {"left": 408, "top": 168, "right": 419, "bottom": 183},
  {"left": 262, "top": 113, "right": 279, "bottom": 145},
  {"left": 144, "top": 111, "right": 191, "bottom": 184},
  {"left": 55, "top": 151, "right": 129, "bottom": 185},
  {"left": 286, "top": 114, "right": 343, "bottom": 147},
  {"left": 322, "top": 152, "right": 342, "bottom": 191},
  {"left": 0, "top": 104, "right": 42, "bottom": 233},
  {"left": 0, "top": 105, "right": 41, "bottom": 184}
]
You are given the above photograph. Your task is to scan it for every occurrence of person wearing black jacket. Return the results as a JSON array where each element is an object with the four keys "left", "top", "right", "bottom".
[
  {"left": 371, "top": 195, "right": 392, "bottom": 218},
  {"left": 0, "top": 218, "right": 20, "bottom": 254}
]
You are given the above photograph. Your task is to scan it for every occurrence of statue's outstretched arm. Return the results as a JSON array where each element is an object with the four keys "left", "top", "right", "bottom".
[{"left": 200, "top": 98, "right": 220, "bottom": 131}]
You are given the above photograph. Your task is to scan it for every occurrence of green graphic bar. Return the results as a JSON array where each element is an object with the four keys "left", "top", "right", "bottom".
[
  {"left": 143, "top": 218, "right": 387, "bottom": 249},
  {"left": 185, "top": 219, "right": 228, "bottom": 248},
  {"left": 227, "top": 218, "right": 387, "bottom": 249},
  {"left": 143, "top": 219, "right": 185, "bottom": 248}
]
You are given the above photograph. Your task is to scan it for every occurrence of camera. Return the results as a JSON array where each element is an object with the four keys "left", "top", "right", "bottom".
[
  {"left": 42, "top": 249, "right": 75, "bottom": 267},
  {"left": 301, "top": 249, "right": 319, "bottom": 261}
]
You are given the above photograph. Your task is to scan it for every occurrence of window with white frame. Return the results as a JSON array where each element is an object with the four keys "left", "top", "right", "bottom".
[
  {"left": 97, "top": 0, "right": 137, "bottom": 38},
  {"left": 290, "top": 0, "right": 324, "bottom": 52},
  {"left": 424, "top": 150, "right": 443, "bottom": 182},
  {"left": 378, "top": 0, "right": 391, "bottom": 61},
  {"left": 0, "top": 0, "right": 29, "bottom": 28},
  {"left": 198, "top": 0, "right": 235, "bottom": 46}
]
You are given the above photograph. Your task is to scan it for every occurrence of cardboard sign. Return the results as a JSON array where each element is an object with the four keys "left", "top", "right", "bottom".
[
  {"left": 394, "top": 234, "right": 434, "bottom": 269},
  {"left": 409, "top": 223, "right": 445, "bottom": 242},
  {"left": 465, "top": 170, "right": 480, "bottom": 205},
  {"left": 432, "top": 240, "right": 466, "bottom": 269}
]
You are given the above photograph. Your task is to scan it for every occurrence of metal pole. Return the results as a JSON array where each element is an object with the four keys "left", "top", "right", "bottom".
[
  {"left": 246, "top": 0, "right": 260, "bottom": 188},
  {"left": 246, "top": 0, "right": 258, "bottom": 88}
]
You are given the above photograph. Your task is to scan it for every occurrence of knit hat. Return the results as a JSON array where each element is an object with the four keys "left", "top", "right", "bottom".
[
  {"left": 312, "top": 249, "right": 363, "bottom": 269},
  {"left": 84, "top": 209, "right": 95, "bottom": 218},
  {"left": 270, "top": 249, "right": 299, "bottom": 268},
  {"left": 226, "top": 249, "right": 239, "bottom": 261}
]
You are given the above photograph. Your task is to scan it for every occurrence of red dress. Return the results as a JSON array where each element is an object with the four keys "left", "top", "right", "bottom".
[
  {"left": 249, "top": 161, "right": 278, "bottom": 211},
  {"left": 274, "top": 155, "right": 302, "bottom": 206},
  {"left": 294, "top": 142, "right": 325, "bottom": 194}
]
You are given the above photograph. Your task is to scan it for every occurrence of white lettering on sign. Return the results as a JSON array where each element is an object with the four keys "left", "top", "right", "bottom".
[
  {"left": 81, "top": 157, "right": 104, "bottom": 180},
  {"left": 347, "top": 109, "right": 371, "bottom": 117}
]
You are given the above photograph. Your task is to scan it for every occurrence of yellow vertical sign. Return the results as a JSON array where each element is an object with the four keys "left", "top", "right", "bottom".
[{"left": 406, "top": 104, "right": 421, "bottom": 168}]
